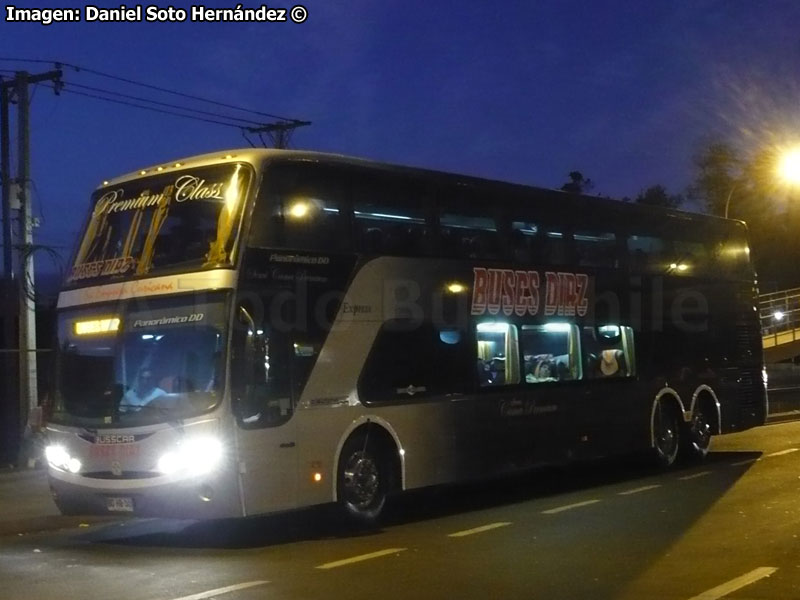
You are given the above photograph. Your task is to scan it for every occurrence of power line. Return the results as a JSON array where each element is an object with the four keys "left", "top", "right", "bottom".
[
  {"left": 65, "top": 81, "right": 264, "bottom": 127},
  {"left": 46, "top": 84, "right": 259, "bottom": 129},
  {"left": 0, "top": 57, "right": 301, "bottom": 122}
]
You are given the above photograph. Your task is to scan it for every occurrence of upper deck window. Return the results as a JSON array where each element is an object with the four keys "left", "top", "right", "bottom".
[
  {"left": 252, "top": 164, "right": 350, "bottom": 253},
  {"left": 68, "top": 163, "right": 252, "bottom": 286},
  {"left": 353, "top": 176, "right": 433, "bottom": 256}
]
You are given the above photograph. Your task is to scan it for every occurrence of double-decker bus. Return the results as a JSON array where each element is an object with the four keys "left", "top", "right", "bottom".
[{"left": 45, "top": 149, "right": 767, "bottom": 522}]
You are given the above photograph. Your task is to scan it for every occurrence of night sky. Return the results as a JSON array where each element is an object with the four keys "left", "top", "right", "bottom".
[{"left": 2, "top": 0, "right": 800, "bottom": 281}]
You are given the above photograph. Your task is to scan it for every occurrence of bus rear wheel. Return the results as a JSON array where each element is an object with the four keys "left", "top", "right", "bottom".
[
  {"left": 680, "top": 403, "right": 712, "bottom": 462},
  {"left": 652, "top": 400, "right": 681, "bottom": 468},
  {"left": 337, "top": 435, "right": 388, "bottom": 525}
]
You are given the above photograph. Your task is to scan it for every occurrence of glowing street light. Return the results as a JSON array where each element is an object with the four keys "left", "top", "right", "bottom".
[
  {"left": 778, "top": 147, "right": 800, "bottom": 185},
  {"left": 725, "top": 146, "right": 800, "bottom": 218},
  {"left": 774, "top": 310, "right": 785, "bottom": 321}
]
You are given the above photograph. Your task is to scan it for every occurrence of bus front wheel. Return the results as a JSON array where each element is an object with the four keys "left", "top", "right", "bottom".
[
  {"left": 652, "top": 400, "right": 681, "bottom": 468},
  {"left": 337, "top": 434, "right": 389, "bottom": 524}
]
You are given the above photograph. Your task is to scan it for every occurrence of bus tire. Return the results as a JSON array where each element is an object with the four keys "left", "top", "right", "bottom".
[
  {"left": 652, "top": 399, "right": 681, "bottom": 468},
  {"left": 337, "top": 433, "right": 389, "bottom": 525},
  {"left": 680, "top": 400, "right": 713, "bottom": 462}
]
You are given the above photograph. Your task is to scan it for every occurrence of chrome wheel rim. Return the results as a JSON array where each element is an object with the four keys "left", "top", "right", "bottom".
[
  {"left": 655, "top": 405, "right": 678, "bottom": 460},
  {"left": 343, "top": 451, "right": 380, "bottom": 510},
  {"left": 691, "top": 409, "right": 711, "bottom": 450}
]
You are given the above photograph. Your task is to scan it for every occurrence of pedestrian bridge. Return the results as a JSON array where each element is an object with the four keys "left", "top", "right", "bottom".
[{"left": 761, "top": 287, "right": 800, "bottom": 362}]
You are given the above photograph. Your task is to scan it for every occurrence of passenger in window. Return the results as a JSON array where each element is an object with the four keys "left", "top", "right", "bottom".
[
  {"left": 582, "top": 327, "right": 628, "bottom": 378},
  {"left": 599, "top": 348, "right": 626, "bottom": 377}
]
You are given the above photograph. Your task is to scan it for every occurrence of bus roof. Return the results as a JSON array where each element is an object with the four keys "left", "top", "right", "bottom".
[{"left": 97, "top": 148, "right": 745, "bottom": 231}]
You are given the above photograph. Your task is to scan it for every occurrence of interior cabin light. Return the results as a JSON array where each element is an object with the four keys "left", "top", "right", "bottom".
[
  {"left": 542, "top": 322, "right": 572, "bottom": 333},
  {"left": 477, "top": 322, "right": 510, "bottom": 334}
]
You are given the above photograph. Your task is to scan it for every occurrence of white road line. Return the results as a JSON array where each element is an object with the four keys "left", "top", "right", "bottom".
[
  {"left": 448, "top": 522, "right": 512, "bottom": 537},
  {"left": 679, "top": 471, "right": 711, "bottom": 481},
  {"left": 730, "top": 457, "right": 760, "bottom": 467},
  {"left": 167, "top": 580, "right": 269, "bottom": 600},
  {"left": 687, "top": 566, "right": 777, "bottom": 600},
  {"left": 767, "top": 448, "right": 798, "bottom": 457},
  {"left": 618, "top": 484, "right": 662, "bottom": 496},
  {"left": 541, "top": 499, "right": 601, "bottom": 514},
  {"left": 316, "top": 548, "right": 406, "bottom": 570}
]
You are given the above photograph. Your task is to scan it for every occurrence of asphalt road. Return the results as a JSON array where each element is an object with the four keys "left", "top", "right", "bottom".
[{"left": 3, "top": 421, "right": 800, "bottom": 600}]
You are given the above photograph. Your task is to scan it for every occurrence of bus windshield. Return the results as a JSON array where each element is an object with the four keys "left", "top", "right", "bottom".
[
  {"left": 52, "top": 293, "right": 229, "bottom": 428},
  {"left": 67, "top": 162, "right": 251, "bottom": 286}
]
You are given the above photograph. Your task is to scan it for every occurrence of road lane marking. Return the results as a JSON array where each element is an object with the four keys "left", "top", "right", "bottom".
[
  {"left": 168, "top": 581, "right": 269, "bottom": 600},
  {"left": 541, "top": 499, "right": 600, "bottom": 514},
  {"left": 618, "top": 484, "right": 662, "bottom": 496},
  {"left": 687, "top": 566, "right": 777, "bottom": 600},
  {"left": 679, "top": 471, "right": 711, "bottom": 481},
  {"left": 767, "top": 448, "right": 798, "bottom": 457},
  {"left": 448, "top": 522, "right": 511, "bottom": 537},
  {"left": 730, "top": 457, "right": 760, "bottom": 467},
  {"left": 316, "top": 548, "right": 406, "bottom": 570}
]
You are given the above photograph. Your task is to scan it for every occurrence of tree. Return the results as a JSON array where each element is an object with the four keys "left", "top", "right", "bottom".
[
  {"left": 688, "top": 138, "right": 800, "bottom": 288},
  {"left": 687, "top": 141, "right": 740, "bottom": 216},
  {"left": 635, "top": 185, "right": 684, "bottom": 209},
  {"left": 561, "top": 171, "right": 594, "bottom": 194}
]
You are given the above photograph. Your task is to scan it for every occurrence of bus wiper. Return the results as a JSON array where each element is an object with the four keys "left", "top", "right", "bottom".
[
  {"left": 116, "top": 402, "right": 187, "bottom": 428},
  {"left": 117, "top": 402, "right": 171, "bottom": 415}
]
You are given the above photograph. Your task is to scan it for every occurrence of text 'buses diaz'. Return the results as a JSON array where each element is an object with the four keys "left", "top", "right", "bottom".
[{"left": 46, "top": 150, "right": 766, "bottom": 522}]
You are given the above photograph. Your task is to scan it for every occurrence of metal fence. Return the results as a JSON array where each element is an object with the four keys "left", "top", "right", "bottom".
[{"left": 759, "top": 287, "right": 800, "bottom": 348}]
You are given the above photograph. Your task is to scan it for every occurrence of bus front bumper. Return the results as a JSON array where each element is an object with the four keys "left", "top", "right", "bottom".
[{"left": 47, "top": 468, "right": 243, "bottom": 520}]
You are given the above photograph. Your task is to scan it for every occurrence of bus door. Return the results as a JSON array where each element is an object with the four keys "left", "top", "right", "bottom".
[
  {"left": 471, "top": 322, "right": 574, "bottom": 472},
  {"left": 231, "top": 311, "right": 298, "bottom": 515},
  {"left": 513, "top": 324, "right": 582, "bottom": 463},
  {"left": 573, "top": 325, "right": 639, "bottom": 455}
]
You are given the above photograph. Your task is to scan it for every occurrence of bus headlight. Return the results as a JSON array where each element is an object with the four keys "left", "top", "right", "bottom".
[
  {"left": 45, "top": 445, "right": 81, "bottom": 473},
  {"left": 157, "top": 437, "right": 224, "bottom": 476}
]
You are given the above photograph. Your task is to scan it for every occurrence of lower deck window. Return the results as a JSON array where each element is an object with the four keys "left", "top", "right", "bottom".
[
  {"left": 360, "top": 321, "right": 469, "bottom": 402},
  {"left": 521, "top": 323, "right": 581, "bottom": 383},
  {"left": 476, "top": 322, "right": 519, "bottom": 386},
  {"left": 581, "top": 325, "right": 636, "bottom": 378}
]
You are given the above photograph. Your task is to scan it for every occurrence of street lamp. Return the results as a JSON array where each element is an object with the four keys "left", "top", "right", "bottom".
[
  {"left": 778, "top": 148, "right": 800, "bottom": 185},
  {"left": 724, "top": 146, "right": 800, "bottom": 219},
  {"left": 723, "top": 183, "right": 738, "bottom": 219}
]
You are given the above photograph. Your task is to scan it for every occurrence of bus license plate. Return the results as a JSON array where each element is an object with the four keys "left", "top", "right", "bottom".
[{"left": 106, "top": 497, "right": 134, "bottom": 512}]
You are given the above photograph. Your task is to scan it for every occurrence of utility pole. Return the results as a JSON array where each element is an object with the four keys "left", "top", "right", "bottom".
[
  {"left": 0, "top": 69, "right": 62, "bottom": 465},
  {"left": 0, "top": 80, "right": 15, "bottom": 465},
  {"left": 1, "top": 83, "right": 11, "bottom": 284},
  {"left": 246, "top": 120, "right": 311, "bottom": 149}
]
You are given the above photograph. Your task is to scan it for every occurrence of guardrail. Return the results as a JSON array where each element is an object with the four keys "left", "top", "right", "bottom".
[{"left": 759, "top": 286, "right": 800, "bottom": 347}]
